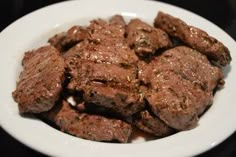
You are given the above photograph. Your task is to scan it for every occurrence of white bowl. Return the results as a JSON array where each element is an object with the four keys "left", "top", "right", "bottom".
[{"left": 0, "top": 0, "right": 235, "bottom": 156}]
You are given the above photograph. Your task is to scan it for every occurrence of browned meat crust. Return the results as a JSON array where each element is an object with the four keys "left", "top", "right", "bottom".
[
  {"left": 134, "top": 110, "right": 174, "bottom": 136},
  {"left": 109, "top": 15, "right": 126, "bottom": 27},
  {"left": 126, "top": 18, "right": 172, "bottom": 57},
  {"left": 154, "top": 11, "right": 231, "bottom": 66},
  {"left": 139, "top": 46, "right": 223, "bottom": 130},
  {"left": 12, "top": 46, "right": 65, "bottom": 113},
  {"left": 48, "top": 26, "right": 89, "bottom": 52},
  {"left": 43, "top": 101, "right": 132, "bottom": 143}
]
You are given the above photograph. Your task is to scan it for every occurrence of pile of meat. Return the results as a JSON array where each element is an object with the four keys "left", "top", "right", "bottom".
[{"left": 12, "top": 11, "right": 231, "bottom": 143}]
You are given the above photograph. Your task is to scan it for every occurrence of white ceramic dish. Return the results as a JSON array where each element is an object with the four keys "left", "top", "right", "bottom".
[{"left": 0, "top": 0, "right": 235, "bottom": 156}]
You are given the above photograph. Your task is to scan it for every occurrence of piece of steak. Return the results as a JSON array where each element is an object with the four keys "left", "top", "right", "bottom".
[
  {"left": 134, "top": 110, "right": 174, "bottom": 136},
  {"left": 139, "top": 46, "right": 224, "bottom": 92},
  {"left": 65, "top": 58, "right": 145, "bottom": 117},
  {"left": 64, "top": 16, "right": 138, "bottom": 65},
  {"left": 66, "top": 59, "right": 137, "bottom": 90},
  {"left": 43, "top": 101, "right": 132, "bottom": 143},
  {"left": 82, "top": 82, "right": 145, "bottom": 117},
  {"left": 62, "top": 26, "right": 89, "bottom": 49},
  {"left": 154, "top": 11, "right": 231, "bottom": 66},
  {"left": 146, "top": 71, "right": 205, "bottom": 130},
  {"left": 126, "top": 18, "right": 172, "bottom": 57},
  {"left": 64, "top": 40, "right": 138, "bottom": 66},
  {"left": 139, "top": 46, "right": 223, "bottom": 130},
  {"left": 64, "top": 18, "right": 144, "bottom": 117},
  {"left": 86, "top": 18, "right": 139, "bottom": 63},
  {"left": 48, "top": 26, "right": 89, "bottom": 52},
  {"left": 48, "top": 32, "right": 66, "bottom": 52},
  {"left": 49, "top": 15, "right": 126, "bottom": 53},
  {"left": 12, "top": 46, "right": 65, "bottom": 113},
  {"left": 109, "top": 15, "right": 126, "bottom": 27},
  {"left": 87, "top": 18, "right": 125, "bottom": 45}
]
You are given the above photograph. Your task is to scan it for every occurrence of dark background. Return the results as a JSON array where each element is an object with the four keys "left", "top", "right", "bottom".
[{"left": 0, "top": 0, "right": 235, "bottom": 156}]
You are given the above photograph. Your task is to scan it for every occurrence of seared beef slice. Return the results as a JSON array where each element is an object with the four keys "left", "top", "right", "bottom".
[
  {"left": 65, "top": 56, "right": 145, "bottom": 116},
  {"left": 139, "top": 46, "right": 223, "bottom": 130},
  {"left": 88, "top": 18, "right": 125, "bottom": 44},
  {"left": 154, "top": 11, "right": 231, "bottom": 66},
  {"left": 64, "top": 40, "right": 138, "bottom": 66},
  {"left": 44, "top": 101, "right": 132, "bottom": 143},
  {"left": 140, "top": 46, "right": 224, "bottom": 92},
  {"left": 134, "top": 110, "right": 174, "bottom": 136},
  {"left": 64, "top": 18, "right": 138, "bottom": 65},
  {"left": 64, "top": 17, "right": 145, "bottom": 117},
  {"left": 126, "top": 19, "right": 172, "bottom": 57},
  {"left": 13, "top": 46, "right": 65, "bottom": 113},
  {"left": 109, "top": 15, "right": 126, "bottom": 27},
  {"left": 48, "top": 32, "right": 66, "bottom": 52},
  {"left": 48, "top": 26, "right": 89, "bottom": 52}
]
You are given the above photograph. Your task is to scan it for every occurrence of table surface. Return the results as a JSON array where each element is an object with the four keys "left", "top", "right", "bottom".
[{"left": 0, "top": 0, "right": 235, "bottom": 156}]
